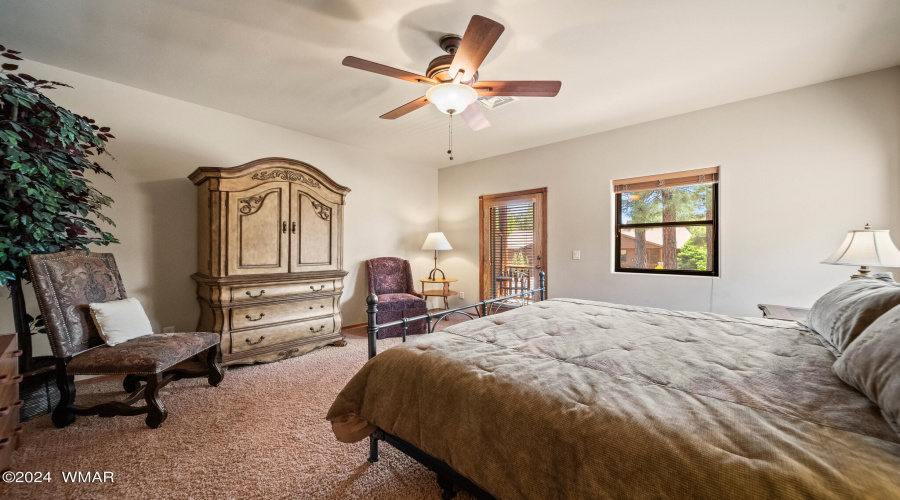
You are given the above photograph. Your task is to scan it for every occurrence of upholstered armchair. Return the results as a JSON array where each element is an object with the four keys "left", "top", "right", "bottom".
[
  {"left": 366, "top": 257, "right": 427, "bottom": 339},
  {"left": 28, "top": 250, "right": 225, "bottom": 429}
]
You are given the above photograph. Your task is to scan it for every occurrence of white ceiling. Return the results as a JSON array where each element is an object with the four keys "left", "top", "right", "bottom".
[{"left": 2, "top": 0, "right": 900, "bottom": 168}]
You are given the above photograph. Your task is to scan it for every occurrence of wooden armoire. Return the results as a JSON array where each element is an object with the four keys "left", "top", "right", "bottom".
[{"left": 189, "top": 158, "right": 350, "bottom": 365}]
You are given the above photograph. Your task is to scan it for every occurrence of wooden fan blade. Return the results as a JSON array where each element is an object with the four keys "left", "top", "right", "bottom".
[
  {"left": 473, "top": 81, "right": 561, "bottom": 97},
  {"left": 448, "top": 15, "right": 505, "bottom": 82},
  {"left": 342, "top": 56, "right": 437, "bottom": 85},
  {"left": 460, "top": 103, "right": 490, "bottom": 131},
  {"left": 380, "top": 95, "right": 430, "bottom": 119}
]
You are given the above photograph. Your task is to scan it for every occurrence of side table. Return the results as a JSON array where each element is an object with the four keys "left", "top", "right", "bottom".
[
  {"left": 757, "top": 304, "right": 810, "bottom": 324},
  {"left": 421, "top": 278, "right": 458, "bottom": 310}
]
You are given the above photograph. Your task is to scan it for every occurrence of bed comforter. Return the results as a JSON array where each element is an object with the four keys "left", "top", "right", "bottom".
[{"left": 326, "top": 298, "right": 900, "bottom": 499}]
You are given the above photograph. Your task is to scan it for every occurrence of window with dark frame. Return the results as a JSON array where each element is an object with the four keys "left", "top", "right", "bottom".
[{"left": 613, "top": 167, "right": 719, "bottom": 276}]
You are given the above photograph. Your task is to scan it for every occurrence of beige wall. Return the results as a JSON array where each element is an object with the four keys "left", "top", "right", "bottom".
[
  {"left": 439, "top": 67, "right": 900, "bottom": 317},
  {"left": 0, "top": 61, "right": 438, "bottom": 355}
]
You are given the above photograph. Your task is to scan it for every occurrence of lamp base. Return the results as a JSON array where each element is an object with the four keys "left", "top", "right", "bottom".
[
  {"left": 852, "top": 266, "right": 872, "bottom": 278},
  {"left": 428, "top": 250, "right": 446, "bottom": 280}
]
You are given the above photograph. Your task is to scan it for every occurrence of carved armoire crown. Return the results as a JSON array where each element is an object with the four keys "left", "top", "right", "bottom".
[{"left": 189, "top": 158, "right": 350, "bottom": 365}]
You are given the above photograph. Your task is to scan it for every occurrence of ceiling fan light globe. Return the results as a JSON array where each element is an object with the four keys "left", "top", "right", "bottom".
[{"left": 426, "top": 83, "right": 478, "bottom": 115}]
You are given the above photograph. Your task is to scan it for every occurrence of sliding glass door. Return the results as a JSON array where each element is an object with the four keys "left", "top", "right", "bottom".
[{"left": 479, "top": 188, "right": 547, "bottom": 301}]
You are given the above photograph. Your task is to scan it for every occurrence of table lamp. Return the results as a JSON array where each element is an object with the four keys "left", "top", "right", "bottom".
[
  {"left": 422, "top": 232, "right": 452, "bottom": 280},
  {"left": 821, "top": 224, "right": 900, "bottom": 278}
]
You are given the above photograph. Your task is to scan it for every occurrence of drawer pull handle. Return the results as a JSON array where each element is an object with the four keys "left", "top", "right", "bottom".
[
  {"left": 282, "top": 221, "right": 288, "bottom": 234},
  {"left": 0, "top": 375, "right": 22, "bottom": 385},
  {"left": 292, "top": 222, "right": 297, "bottom": 234},
  {"left": 0, "top": 437, "right": 8, "bottom": 450},
  {"left": 0, "top": 407, "right": 9, "bottom": 417},
  {"left": 310, "top": 325, "right": 326, "bottom": 333},
  {"left": 245, "top": 336, "right": 266, "bottom": 345},
  {"left": 11, "top": 350, "right": 23, "bottom": 357},
  {"left": 309, "top": 304, "right": 326, "bottom": 310},
  {"left": 310, "top": 285, "right": 325, "bottom": 291},
  {"left": 245, "top": 313, "right": 266, "bottom": 322},
  {"left": 245, "top": 290, "right": 266, "bottom": 298}
]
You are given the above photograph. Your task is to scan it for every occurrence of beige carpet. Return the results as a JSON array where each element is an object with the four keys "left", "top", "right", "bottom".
[{"left": 3, "top": 330, "right": 473, "bottom": 500}]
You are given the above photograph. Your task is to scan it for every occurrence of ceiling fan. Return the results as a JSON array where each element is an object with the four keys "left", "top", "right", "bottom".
[{"left": 342, "top": 15, "right": 561, "bottom": 137}]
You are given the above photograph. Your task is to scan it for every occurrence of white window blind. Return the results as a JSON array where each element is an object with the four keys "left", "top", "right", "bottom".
[
  {"left": 489, "top": 202, "right": 535, "bottom": 299},
  {"left": 613, "top": 166, "right": 719, "bottom": 193}
]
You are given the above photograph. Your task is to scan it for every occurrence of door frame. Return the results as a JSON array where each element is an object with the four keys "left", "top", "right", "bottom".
[{"left": 478, "top": 187, "right": 548, "bottom": 301}]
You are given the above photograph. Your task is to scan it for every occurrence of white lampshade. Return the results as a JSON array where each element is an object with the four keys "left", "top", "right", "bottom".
[
  {"left": 425, "top": 83, "right": 478, "bottom": 115},
  {"left": 422, "top": 232, "right": 452, "bottom": 251},
  {"left": 822, "top": 226, "right": 900, "bottom": 267}
]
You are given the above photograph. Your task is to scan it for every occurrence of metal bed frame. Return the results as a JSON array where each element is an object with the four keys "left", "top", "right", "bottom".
[{"left": 363, "top": 271, "right": 546, "bottom": 500}]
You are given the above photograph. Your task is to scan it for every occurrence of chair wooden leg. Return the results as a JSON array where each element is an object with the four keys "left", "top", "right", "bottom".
[
  {"left": 144, "top": 373, "right": 167, "bottom": 429},
  {"left": 52, "top": 358, "right": 76, "bottom": 428},
  {"left": 205, "top": 344, "right": 225, "bottom": 387},
  {"left": 123, "top": 374, "right": 141, "bottom": 393}
]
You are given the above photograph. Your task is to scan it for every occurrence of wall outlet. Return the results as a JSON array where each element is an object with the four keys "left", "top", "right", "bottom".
[
  {"left": 573, "top": 250, "right": 581, "bottom": 260},
  {"left": 459, "top": 291, "right": 465, "bottom": 300},
  {"left": 162, "top": 326, "right": 175, "bottom": 333}
]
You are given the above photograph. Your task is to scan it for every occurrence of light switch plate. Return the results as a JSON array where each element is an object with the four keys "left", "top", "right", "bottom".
[
  {"left": 573, "top": 250, "right": 581, "bottom": 260},
  {"left": 460, "top": 291, "right": 465, "bottom": 300}
]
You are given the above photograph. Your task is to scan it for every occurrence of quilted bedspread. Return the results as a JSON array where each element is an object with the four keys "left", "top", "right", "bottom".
[{"left": 326, "top": 299, "right": 900, "bottom": 499}]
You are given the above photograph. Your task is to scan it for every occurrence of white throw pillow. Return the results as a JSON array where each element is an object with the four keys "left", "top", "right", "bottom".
[{"left": 89, "top": 297, "right": 154, "bottom": 346}]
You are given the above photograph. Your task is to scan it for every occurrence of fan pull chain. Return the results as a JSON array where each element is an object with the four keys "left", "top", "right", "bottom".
[{"left": 447, "top": 113, "right": 453, "bottom": 160}]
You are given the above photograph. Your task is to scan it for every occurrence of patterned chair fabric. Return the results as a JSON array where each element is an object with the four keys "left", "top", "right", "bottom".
[
  {"left": 366, "top": 257, "right": 422, "bottom": 297},
  {"left": 28, "top": 250, "right": 126, "bottom": 358},
  {"left": 366, "top": 257, "right": 427, "bottom": 339},
  {"left": 66, "top": 332, "right": 220, "bottom": 375}
]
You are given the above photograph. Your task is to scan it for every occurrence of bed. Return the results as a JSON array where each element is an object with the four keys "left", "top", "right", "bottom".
[{"left": 327, "top": 293, "right": 900, "bottom": 499}]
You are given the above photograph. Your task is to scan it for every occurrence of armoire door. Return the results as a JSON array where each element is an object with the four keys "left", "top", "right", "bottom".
[
  {"left": 290, "top": 185, "right": 339, "bottom": 272},
  {"left": 226, "top": 182, "right": 290, "bottom": 276}
]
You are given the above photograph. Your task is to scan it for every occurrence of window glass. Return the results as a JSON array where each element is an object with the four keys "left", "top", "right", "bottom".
[{"left": 614, "top": 171, "right": 718, "bottom": 276}]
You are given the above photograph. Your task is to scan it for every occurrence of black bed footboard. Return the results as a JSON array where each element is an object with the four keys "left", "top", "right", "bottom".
[{"left": 365, "top": 271, "right": 545, "bottom": 359}]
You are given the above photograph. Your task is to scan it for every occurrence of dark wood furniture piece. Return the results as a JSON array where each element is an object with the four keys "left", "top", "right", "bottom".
[
  {"left": 190, "top": 158, "right": 351, "bottom": 365},
  {"left": 420, "top": 278, "right": 458, "bottom": 310},
  {"left": 0, "top": 334, "right": 23, "bottom": 471},
  {"left": 757, "top": 304, "right": 810, "bottom": 323},
  {"left": 28, "top": 251, "right": 225, "bottom": 429},
  {"left": 362, "top": 272, "right": 546, "bottom": 499},
  {"left": 366, "top": 258, "right": 427, "bottom": 339}
]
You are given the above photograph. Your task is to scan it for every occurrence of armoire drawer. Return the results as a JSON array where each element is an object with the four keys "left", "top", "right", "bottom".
[
  {"left": 229, "top": 280, "right": 337, "bottom": 303},
  {"left": 0, "top": 400, "right": 22, "bottom": 438},
  {"left": 0, "top": 342, "right": 20, "bottom": 383},
  {"left": 0, "top": 374, "right": 21, "bottom": 407},
  {"left": 230, "top": 297, "right": 334, "bottom": 330},
  {"left": 231, "top": 316, "right": 336, "bottom": 353}
]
